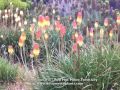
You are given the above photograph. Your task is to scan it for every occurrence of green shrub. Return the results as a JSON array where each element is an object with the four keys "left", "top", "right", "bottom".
[
  {"left": 0, "top": 57, "right": 18, "bottom": 82},
  {"left": 0, "top": 0, "right": 30, "bottom": 10},
  {"left": 10, "top": 0, "right": 30, "bottom": 10},
  {"left": 0, "top": 0, "right": 8, "bottom": 9},
  {"left": 33, "top": 45, "right": 120, "bottom": 90}
]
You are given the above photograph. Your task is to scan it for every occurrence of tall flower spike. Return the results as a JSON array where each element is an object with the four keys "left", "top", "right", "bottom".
[
  {"left": 44, "top": 33, "right": 49, "bottom": 40},
  {"left": 72, "top": 43, "right": 77, "bottom": 52},
  {"left": 90, "top": 28, "right": 94, "bottom": 37},
  {"left": 44, "top": 16, "right": 50, "bottom": 26},
  {"left": 109, "top": 30, "right": 113, "bottom": 38},
  {"left": 18, "top": 38, "right": 24, "bottom": 48},
  {"left": 94, "top": 21, "right": 99, "bottom": 28},
  {"left": 76, "top": 34, "right": 83, "bottom": 46},
  {"left": 36, "top": 29, "right": 42, "bottom": 40},
  {"left": 116, "top": 15, "right": 120, "bottom": 25},
  {"left": 72, "top": 20, "right": 77, "bottom": 29},
  {"left": 104, "top": 18, "right": 109, "bottom": 27},
  {"left": 30, "top": 24, "right": 35, "bottom": 32},
  {"left": 20, "top": 32, "right": 26, "bottom": 41},
  {"left": 8, "top": 45, "right": 14, "bottom": 55},
  {"left": 76, "top": 12, "right": 82, "bottom": 25},
  {"left": 33, "top": 43, "right": 40, "bottom": 57},
  {"left": 60, "top": 25, "right": 66, "bottom": 38},
  {"left": 38, "top": 15, "right": 45, "bottom": 28},
  {"left": 100, "top": 28, "right": 104, "bottom": 38}
]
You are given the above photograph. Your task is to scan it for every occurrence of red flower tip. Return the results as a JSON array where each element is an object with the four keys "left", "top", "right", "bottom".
[
  {"left": 60, "top": 25, "right": 66, "bottom": 37},
  {"left": 33, "top": 43, "right": 39, "bottom": 49},
  {"left": 72, "top": 43, "right": 77, "bottom": 52},
  {"left": 36, "top": 30, "right": 42, "bottom": 39},
  {"left": 72, "top": 20, "right": 77, "bottom": 29},
  {"left": 77, "top": 34, "right": 83, "bottom": 42},
  {"left": 77, "top": 12, "right": 82, "bottom": 18},
  {"left": 45, "top": 16, "right": 50, "bottom": 21},
  {"left": 38, "top": 15, "right": 44, "bottom": 23}
]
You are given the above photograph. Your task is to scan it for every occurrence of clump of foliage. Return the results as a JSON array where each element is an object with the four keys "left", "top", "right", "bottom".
[
  {"left": 0, "top": 0, "right": 30, "bottom": 10},
  {"left": 33, "top": 45, "right": 120, "bottom": 90},
  {"left": 0, "top": 57, "right": 18, "bottom": 82}
]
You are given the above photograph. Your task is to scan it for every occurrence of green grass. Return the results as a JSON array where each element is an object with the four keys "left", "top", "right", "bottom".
[{"left": 0, "top": 57, "right": 18, "bottom": 83}]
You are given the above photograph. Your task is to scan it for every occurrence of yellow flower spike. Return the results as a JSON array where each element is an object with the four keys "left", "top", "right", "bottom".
[
  {"left": 100, "top": 28, "right": 104, "bottom": 38},
  {"left": 44, "top": 33, "right": 49, "bottom": 40},
  {"left": 18, "top": 37, "right": 24, "bottom": 48},
  {"left": 8, "top": 45, "right": 14, "bottom": 55},
  {"left": 33, "top": 43, "right": 40, "bottom": 57},
  {"left": 116, "top": 15, "right": 120, "bottom": 25},
  {"left": 33, "top": 49, "right": 40, "bottom": 57},
  {"left": 109, "top": 30, "right": 113, "bottom": 38},
  {"left": 76, "top": 12, "right": 82, "bottom": 25}
]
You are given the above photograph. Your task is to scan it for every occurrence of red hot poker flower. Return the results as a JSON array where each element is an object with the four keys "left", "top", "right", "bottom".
[
  {"left": 30, "top": 24, "right": 35, "bottom": 32},
  {"left": 33, "top": 42, "right": 40, "bottom": 57},
  {"left": 76, "top": 12, "right": 82, "bottom": 25},
  {"left": 36, "top": 29, "right": 42, "bottom": 40},
  {"left": 90, "top": 28, "right": 94, "bottom": 37},
  {"left": 55, "top": 21, "right": 61, "bottom": 31},
  {"left": 72, "top": 43, "right": 77, "bottom": 52},
  {"left": 60, "top": 25, "right": 66, "bottom": 38},
  {"left": 76, "top": 34, "right": 83, "bottom": 46},
  {"left": 104, "top": 18, "right": 109, "bottom": 27},
  {"left": 38, "top": 15, "right": 44, "bottom": 23},
  {"left": 116, "top": 15, "right": 120, "bottom": 25},
  {"left": 33, "top": 43, "right": 39, "bottom": 49},
  {"left": 44, "top": 16, "right": 50, "bottom": 26},
  {"left": 38, "top": 15, "right": 45, "bottom": 27},
  {"left": 72, "top": 20, "right": 77, "bottom": 29}
]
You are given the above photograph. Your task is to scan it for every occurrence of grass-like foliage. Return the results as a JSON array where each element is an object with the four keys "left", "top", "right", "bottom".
[
  {"left": 33, "top": 45, "right": 120, "bottom": 90},
  {"left": 0, "top": 57, "right": 18, "bottom": 83}
]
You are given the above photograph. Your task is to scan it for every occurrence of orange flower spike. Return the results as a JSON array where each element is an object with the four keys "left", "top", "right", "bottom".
[
  {"left": 104, "top": 18, "right": 109, "bottom": 27},
  {"left": 76, "top": 12, "right": 82, "bottom": 25},
  {"left": 18, "top": 38, "right": 24, "bottom": 47},
  {"left": 33, "top": 43, "right": 40, "bottom": 57},
  {"left": 36, "top": 29, "right": 42, "bottom": 40},
  {"left": 8, "top": 45, "right": 14, "bottom": 54},
  {"left": 116, "top": 15, "right": 120, "bottom": 25},
  {"left": 60, "top": 25, "right": 66, "bottom": 38},
  {"left": 20, "top": 32, "right": 26, "bottom": 41},
  {"left": 72, "top": 20, "right": 77, "bottom": 29},
  {"left": 72, "top": 43, "right": 77, "bottom": 52},
  {"left": 76, "top": 34, "right": 83, "bottom": 46}
]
